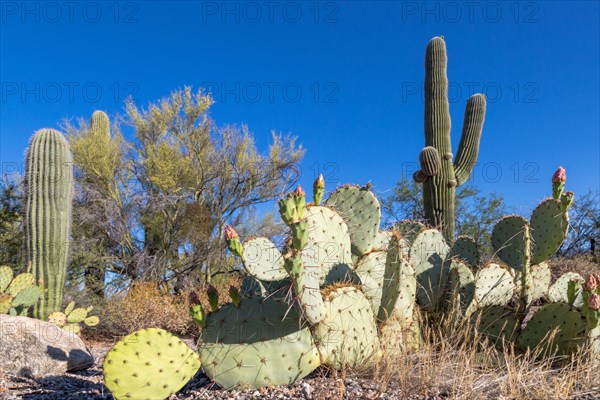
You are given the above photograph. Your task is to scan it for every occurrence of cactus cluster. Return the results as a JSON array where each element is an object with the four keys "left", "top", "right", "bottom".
[
  {"left": 104, "top": 176, "right": 422, "bottom": 398},
  {"left": 103, "top": 165, "right": 598, "bottom": 399},
  {"left": 0, "top": 266, "right": 41, "bottom": 316},
  {"left": 24, "top": 128, "right": 74, "bottom": 319},
  {"left": 47, "top": 301, "right": 100, "bottom": 334}
]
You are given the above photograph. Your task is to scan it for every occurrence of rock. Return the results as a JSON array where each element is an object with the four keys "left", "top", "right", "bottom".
[{"left": 0, "top": 314, "right": 93, "bottom": 377}]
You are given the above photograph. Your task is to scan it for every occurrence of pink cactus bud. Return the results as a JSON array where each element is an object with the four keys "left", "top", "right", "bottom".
[
  {"left": 224, "top": 225, "right": 238, "bottom": 241},
  {"left": 188, "top": 291, "right": 200, "bottom": 306},
  {"left": 552, "top": 166, "right": 566, "bottom": 184},
  {"left": 589, "top": 293, "right": 600, "bottom": 311},
  {"left": 313, "top": 174, "right": 325, "bottom": 189},
  {"left": 584, "top": 274, "right": 598, "bottom": 292},
  {"left": 294, "top": 185, "right": 306, "bottom": 197}
]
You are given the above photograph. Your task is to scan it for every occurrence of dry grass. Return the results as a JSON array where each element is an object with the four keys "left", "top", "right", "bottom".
[
  {"left": 372, "top": 310, "right": 600, "bottom": 400},
  {"left": 549, "top": 254, "right": 599, "bottom": 281},
  {"left": 102, "top": 275, "right": 242, "bottom": 337}
]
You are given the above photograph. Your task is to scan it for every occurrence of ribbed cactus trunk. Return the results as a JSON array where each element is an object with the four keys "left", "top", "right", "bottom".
[
  {"left": 414, "top": 37, "right": 487, "bottom": 242},
  {"left": 25, "top": 128, "right": 73, "bottom": 319}
]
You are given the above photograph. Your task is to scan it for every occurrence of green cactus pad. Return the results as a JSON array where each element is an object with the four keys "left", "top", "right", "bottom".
[
  {"left": 64, "top": 301, "right": 76, "bottom": 316},
  {"left": 530, "top": 199, "right": 569, "bottom": 264},
  {"left": 292, "top": 262, "right": 327, "bottom": 324},
  {"left": 518, "top": 303, "right": 587, "bottom": 357},
  {"left": 355, "top": 251, "right": 387, "bottom": 317},
  {"left": 449, "top": 236, "right": 480, "bottom": 267},
  {"left": 67, "top": 307, "right": 88, "bottom": 323},
  {"left": 301, "top": 206, "right": 353, "bottom": 284},
  {"left": 5, "top": 273, "right": 35, "bottom": 297},
  {"left": 198, "top": 296, "right": 320, "bottom": 389},
  {"left": 11, "top": 286, "right": 41, "bottom": 308},
  {"left": 0, "top": 266, "right": 14, "bottom": 293},
  {"left": 372, "top": 230, "right": 392, "bottom": 251},
  {"left": 447, "top": 260, "right": 475, "bottom": 311},
  {"left": 491, "top": 216, "right": 530, "bottom": 271},
  {"left": 103, "top": 328, "right": 201, "bottom": 400},
  {"left": 465, "top": 263, "right": 514, "bottom": 316},
  {"left": 314, "top": 285, "right": 380, "bottom": 370},
  {"left": 410, "top": 229, "right": 450, "bottom": 310},
  {"left": 0, "top": 294, "right": 12, "bottom": 314},
  {"left": 241, "top": 237, "right": 287, "bottom": 281},
  {"left": 84, "top": 316, "right": 100, "bottom": 327},
  {"left": 548, "top": 272, "right": 584, "bottom": 306},
  {"left": 325, "top": 185, "right": 381, "bottom": 256},
  {"left": 522, "top": 262, "right": 552, "bottom": 306},
  {"left": 472, "top": 305, "right": 519, "bottom": 348},
  {"left": 378, "top": 237, "right": 411, "bottom": 321},
  {"left": 393, "top": 261, "right": 417, "bottom": 321},
  {"left": 391, "top": 220, "right": 426, "bottom": 244}
]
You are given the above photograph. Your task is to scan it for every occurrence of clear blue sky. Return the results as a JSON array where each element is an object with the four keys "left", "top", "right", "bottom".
[{"left": 1, "top": 1, "right": 598, "bottom": 214}]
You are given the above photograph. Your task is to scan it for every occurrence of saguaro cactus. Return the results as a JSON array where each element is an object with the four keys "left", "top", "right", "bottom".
[
  {"left": 413, "top": 36, "right": 487, "bottom": 241},
  {"left": 25, "top": 128, "right": 73, "bottom": 319}
]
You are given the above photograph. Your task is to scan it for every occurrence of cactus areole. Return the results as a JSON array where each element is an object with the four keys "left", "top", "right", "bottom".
[{"left": 413, "top": 37, "right": 487, "bottom": 241}]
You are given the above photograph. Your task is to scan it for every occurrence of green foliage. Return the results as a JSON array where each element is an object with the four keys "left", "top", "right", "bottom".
[
  {"left": 0, "top": 177, "right": 24, "bottom": 269},
  {"left": 65, "top": 88, "right": 304, "bottom": 291}
]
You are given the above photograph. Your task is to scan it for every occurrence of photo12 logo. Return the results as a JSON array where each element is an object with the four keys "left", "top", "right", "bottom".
[
  {"left": 201, "top": 81, "right": 340, "bottom": 104},
  {"left": 1, "top": 81, "right": 139, "bottom": 104},
  {"left": 200, "top": 1, "right": 340, "bottom": 23},
  {"left": 401, "top": 1, "right": 540, "bottom": 24},
  {"left": 1, "top": 1, "right": 140, "bottom": 23}
]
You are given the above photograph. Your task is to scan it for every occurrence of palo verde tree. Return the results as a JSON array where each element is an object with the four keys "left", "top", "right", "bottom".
[{"left": 66, "top": 87, "right": 304, "bottom": 292}]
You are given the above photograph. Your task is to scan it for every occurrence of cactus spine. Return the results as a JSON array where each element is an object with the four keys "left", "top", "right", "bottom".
[
  {"left": 25, "top": 129, "right": 73, "bottom": 319},
  {"left": 414, "top": 36, "right": 486, "bottom": 241}
]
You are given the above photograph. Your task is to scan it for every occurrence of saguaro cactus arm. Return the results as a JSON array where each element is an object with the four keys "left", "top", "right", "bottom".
[{"left": 454, "top": 94, "right": 486, "bottom": 186}]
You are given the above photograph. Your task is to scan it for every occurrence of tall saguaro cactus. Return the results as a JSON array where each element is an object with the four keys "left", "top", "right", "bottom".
[
  {"left": 413, "top": 36, "right": 487, "bottom": 241},
  {"left": 25, "top": 129, "right": 73, "bottom": 319}
]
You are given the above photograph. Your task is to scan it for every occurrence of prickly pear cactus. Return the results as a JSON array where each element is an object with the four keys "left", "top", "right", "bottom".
[
  {"left": 530, "top": 199, "right": 569, "bottom": 264},
  {"left": 0, "top": 266, "right": 41, "bottom": 316},
  {"left": 198, "top": 296, "right": 320, "bottom": 389},
  {"left": 241, "top": 237, "right": 287, "bottom": 282},
  {"left": 410, "top": 229, "right": 450, "bottom": 310},
  {"left": 448, "top": 236, "right": 480, "bottom": 268},
  {"left": 472, "top": 305, "right": 519, "bottom": 348},
  {"left": 103, "top": 328, "right": 201, "bottom": 400},
  {"left": 518, "top": 303, "right": 588, "bottom": 357},
  {"left": 465, "top": 263, "right": 514, "bottom": 316},
  {"left": 300, "top": 205, "right": 353, "bottom": 284},
  {"left": 491, "top": 216, "right": 530, "bottom": 271},
  {"left": 314, "top": 284, "right": 380, "bottom": 370},
  {"left": 391, "top": 220, "right": 426, "bottom": 244},
  {"left": 548, "top": 272, "right": 584, "bottom": 306},
  {"left": 325, "top": 185, "right": 381, "bottom": 257},
  {"left": 48, "top": 301, "right": 100, "bottom": 334}
]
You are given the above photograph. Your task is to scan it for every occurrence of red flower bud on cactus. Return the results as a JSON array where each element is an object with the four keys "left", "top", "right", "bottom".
[
  {"left": 314, "top": 174, "right": 325, "bottom": 189},
  {"left": 589, "top": 293, "right": 600, "bottom": 311},
  {"left": 294, "top": 185, "right": 306, "bottom": 197},
  {"left": 584, "top": 274, "right": 598, "bottom": 292},
  {"left": 207, "top": 284, "right": 219, "bottom": 311},
  {"left": 188, "top": 291, "right": 200, "bottom": 306},
  {"left": 224, "top": 225, "right": 238, "bottom": 241},
  {"left": 552, "top": 166, "right": 567, "bottom": 184}
]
